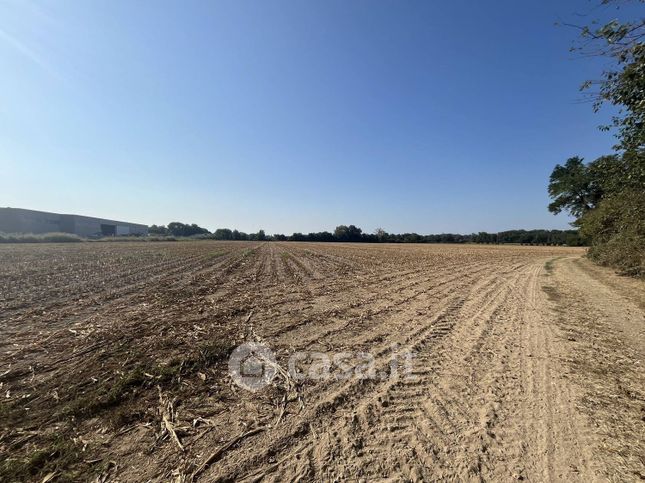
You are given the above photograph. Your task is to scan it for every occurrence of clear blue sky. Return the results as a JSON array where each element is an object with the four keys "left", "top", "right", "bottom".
[{"left": 0, "top": 0, "right": 630, "bottom": 234}]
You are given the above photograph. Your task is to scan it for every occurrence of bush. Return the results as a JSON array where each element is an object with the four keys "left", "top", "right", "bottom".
[
  {"left": 579, "top": 190, "right": 645, "bottom": 277},
  {"left": 0, "top": 232, "right": 82, "bottom": 243},
  {"left": 94, "top": 236, "right": 177, "bottom": 242}
]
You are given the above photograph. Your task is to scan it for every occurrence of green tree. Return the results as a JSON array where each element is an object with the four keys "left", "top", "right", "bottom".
[
  {"left": 167, "top": 222, "right": 210, "bottom": 237},
  {"left": 334, "top": 225, "right": 362, "bottom": 242},
  {"left": 374, "top": 227, "right": 388, "bottom": 242},
  {"left": 570, "top": 0, "right": 645, "bottom": 151},
  {"left": 548, "top": 157, "right": 604, "bottom": 217},
  {"left": 149, "top": 224, "right": 170, "bottom": 236},
  {"left": 547, "top": 1, "right": 645, "bottom": 276},
  {"left": 548, "top": 152, "right": 645, "bottom": 275},
  {"left": 213, "top": 228, "right": 233, "bottom": 240}
]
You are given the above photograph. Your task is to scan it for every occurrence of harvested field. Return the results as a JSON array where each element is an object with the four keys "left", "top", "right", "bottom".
[{"left": 1, "top": 241, "right": 644, "bottom": 481}]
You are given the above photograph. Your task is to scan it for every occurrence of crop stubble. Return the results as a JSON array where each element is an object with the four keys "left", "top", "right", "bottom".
[{"left": 1, "top": 241, "right": 643, "bottom": 481}]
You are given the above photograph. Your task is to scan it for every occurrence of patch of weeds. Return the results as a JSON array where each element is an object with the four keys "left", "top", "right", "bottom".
[
  {"left": 155, "top": 340, "right": 234, "bottom": 382},
  {"left": 104, "top": 370, "right": 146, "bottom": 404},
  {"left": 154, "top": 360, "right": 183, "bottom": 382},
  {"left": 0, "top": 434, "right": 83, "bottom": 482},
  {"left": 280, "top": 252, "right": 290, "bottom": 259},
  {"left": 1, "top": 398, "right": 34, "bottom": 429},
  {"left": 62, "top": 340, "right": 234, "bottom": 421},
  {"left": 198, "top": 340, "right": 234, "bottom": 365},
  {"left": 64, "top": 368, "right": 146, "bottom": 418},
  {"left": 541, "top": 285, "right": 563, "bottom": 302},
  {"left": 0, "top": 399, "right": 17, "bottom": 420},
  {"left": 544, "top": 256, "right": 563, "bottom": 275}
]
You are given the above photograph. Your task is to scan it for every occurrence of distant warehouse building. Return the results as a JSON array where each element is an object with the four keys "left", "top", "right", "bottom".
[{"left": 0, "top": 208, "right": 148, "bottom": 237}]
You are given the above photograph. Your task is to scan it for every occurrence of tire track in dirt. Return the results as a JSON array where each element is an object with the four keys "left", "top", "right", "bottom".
[
  {"left": 538, "top": 257, "right": 645, "bottom": 481},
  {"left": 197, "top": 262, "right": 522, "bottom": 481},
  {"left": 512, "top": 264, "right": 595, "bottom": 481},
  {"left": 274, "top": 263, "right": 533, "bottom": 481},
  {"left": 200, "top": 257, "right": 605, "bottom": 482}
]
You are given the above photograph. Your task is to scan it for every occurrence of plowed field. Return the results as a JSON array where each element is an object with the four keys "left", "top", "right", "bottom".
[{"left": 1, "top": 242, "right": 644, "bottom": 481}]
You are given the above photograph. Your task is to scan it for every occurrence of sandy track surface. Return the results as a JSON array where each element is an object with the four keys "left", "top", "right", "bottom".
[{"left": 1, "top": 242, "right": 643, "bottom": 481}]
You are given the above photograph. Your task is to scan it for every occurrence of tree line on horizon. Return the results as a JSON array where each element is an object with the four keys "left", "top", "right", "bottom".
[{"left": 149, "top": 222, "right": 585, "bottom": 246}]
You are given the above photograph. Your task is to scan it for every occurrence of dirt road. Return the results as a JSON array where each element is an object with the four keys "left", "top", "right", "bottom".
[{"left": 1, "top": 242, "right": 643, "bottom": 481}]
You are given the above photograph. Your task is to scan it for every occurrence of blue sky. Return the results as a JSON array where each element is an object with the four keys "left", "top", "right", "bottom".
[{"left": 0, "top": 0, "right": 630, "bottom": 234}]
